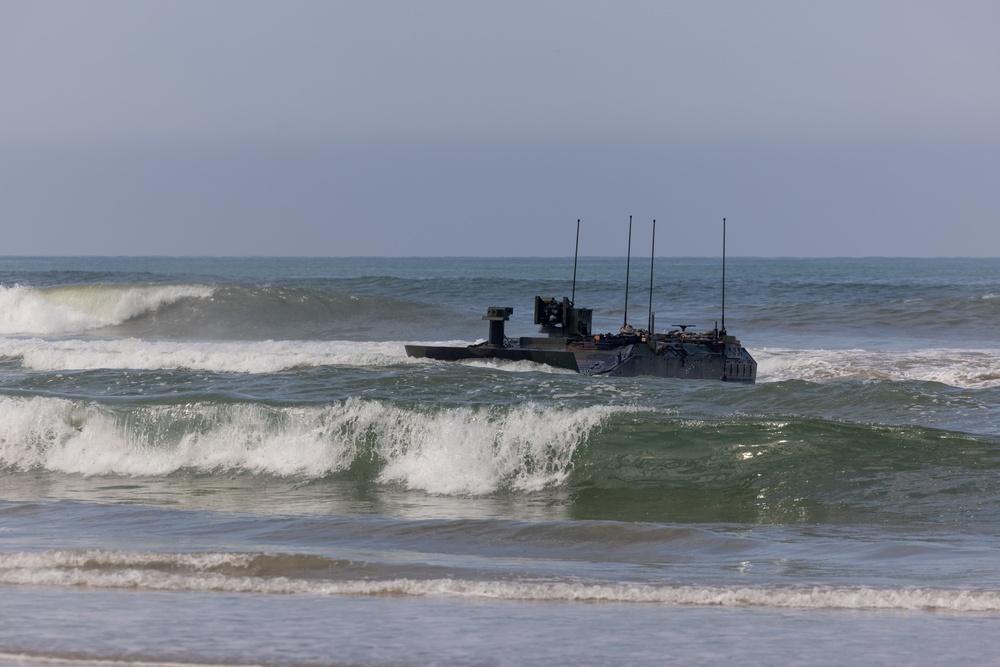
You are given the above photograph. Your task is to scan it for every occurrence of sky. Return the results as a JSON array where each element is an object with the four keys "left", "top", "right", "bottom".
[{"left": 1, "top": 1, "right": 998, "bottom": 257}]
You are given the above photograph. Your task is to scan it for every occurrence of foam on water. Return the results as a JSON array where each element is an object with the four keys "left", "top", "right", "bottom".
[
  {"left": 456, "top": 357, "right": 578, "bottom": 374},
  {"left": 2, "top": 550, "right": 998, "bottom": 613},
  {"left": 0, "top": 337, "right": 412, "bottom": 372},
  {"left": 10, "top": 336, "right": 1000, "bottom": 388},
  {"left": 0, "top": 337, "right": 611, "bottom": 374},
  {"left": 757, "top": 347, "right": 1000, "bottom": 388},
  {"left": 0, "top": 396, "right": 618, "bottom": 493},
  {"left": 377, "top": 401, "right": 614, "bottom": 493},
  {"left": 0, "top": 284, "right": 215, "bottom": 335}
]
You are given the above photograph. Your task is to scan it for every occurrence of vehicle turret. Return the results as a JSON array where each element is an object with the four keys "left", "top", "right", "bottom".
[{"left": 534, "top": 296, "right": 592, "bottom": 338}]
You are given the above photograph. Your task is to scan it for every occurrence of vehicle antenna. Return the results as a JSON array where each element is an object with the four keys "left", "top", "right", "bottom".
[
  {"left": 721, "top": 217, "right": 727, "bottom": 334},
  {"left": 647, "top": 219, "right": 656, "bottom": 333},
  {"left": 571, "top": 219, "right": 580, "bottom": 306},
  {"left": 623, "top": 215, "right": 632, "bottom": 328}
]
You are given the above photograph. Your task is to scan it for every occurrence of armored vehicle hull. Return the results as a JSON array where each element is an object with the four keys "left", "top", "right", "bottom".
[{"left": 404, "top": 298, "right": 757, "bottom": 383}]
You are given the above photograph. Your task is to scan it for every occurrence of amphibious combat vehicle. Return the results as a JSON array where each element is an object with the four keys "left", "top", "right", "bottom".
[
  {"left": 404, "top": 297, "right": 756, "bottom": 383},
  {"left": 404, "top": 218, "right": 757, "bottom": 383}
]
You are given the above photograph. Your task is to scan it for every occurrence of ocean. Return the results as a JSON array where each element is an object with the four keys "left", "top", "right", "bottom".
[{"left": 1, "top": 255, "right": 999, "bottom": 666}]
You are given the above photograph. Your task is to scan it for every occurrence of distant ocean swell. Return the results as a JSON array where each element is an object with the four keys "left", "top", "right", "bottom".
[
  {"left": 2, "top": 550, "right": 998, "bottom": 612},
  {"left": 5, "top": 278, "right": 1000, "bottom": 343},
  {"left": 0, "top": 282, "right": 440, "bottom": 340}
]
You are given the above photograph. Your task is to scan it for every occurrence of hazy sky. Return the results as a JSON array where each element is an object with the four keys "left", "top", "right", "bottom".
[{"left": 2, "top": 1, "right": 998, "bottom": 256}]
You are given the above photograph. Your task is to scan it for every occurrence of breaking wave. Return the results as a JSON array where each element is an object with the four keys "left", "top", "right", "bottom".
[
  {"left": 0, "top": 281, "right": 451, "bottom": 341},
  {"left": 0, "top": 396, "right": 618, "bottom": 494},
  {"left": 1, "top": 393, "right": 998, "bottom": 525},
  {"left": 0, "top": 284, "right": 214, "bottom": 335}
]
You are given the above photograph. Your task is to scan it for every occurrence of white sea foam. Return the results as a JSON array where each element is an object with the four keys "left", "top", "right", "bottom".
[
  {"left": 0, "top": 337, "right": 411, "bottom": 372},
  {"left": 376, "top": 402, "right": 615, "bottom": 493},
  {"left": 0, "top": 396, "right": 617, "bottom": 493},
  {"left": 0, "top": 336, "right": 608, "bottom": 374},
  {"left": 8, "top": 334, "right": 998, "bottom": 389},
  {"left": 756, "top": 347, "right": 1000, "bottom": 388},
  {"left": 458, "top": 358, "right": 578, "bottom": 374},
  {"left": 2, "top": 550, "right": 997, "bottom": 612},
  {"left": 0, "top": 284, "right": 215, "bottom": 335}
]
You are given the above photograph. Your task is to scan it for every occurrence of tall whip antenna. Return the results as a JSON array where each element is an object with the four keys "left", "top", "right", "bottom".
[
  {"left": 571, "top": 219, "right": 580, "bottom": 305},
  {"left": 623, "top": 215, "right": 633, "bottom": 328},
  {"left": 721, "top": 217, "right": 727, "bottom": 334},
  {"left": 648, "top": 219, "right": 656, "bottom": 333}
]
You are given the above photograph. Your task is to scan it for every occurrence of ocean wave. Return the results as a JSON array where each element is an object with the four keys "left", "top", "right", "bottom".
[
  {"left": 0, "top": 284, "right": 215, "bottom": 335},
  {"left": 3, "top": 550, "right": 998, "bottom": 612},
  {"left": 2, "top": 393, "right": 999, "bottom": 525},
  {"left": 0, "top": 396, "right": 618, "bottom": 494},
  {"left": 0, "top": 281, "right": 457, "bottom": 341}
]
